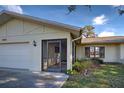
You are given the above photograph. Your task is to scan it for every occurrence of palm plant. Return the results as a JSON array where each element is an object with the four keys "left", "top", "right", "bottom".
[{"left": 80, "top": 25, "right": 96, "bottom": 38}]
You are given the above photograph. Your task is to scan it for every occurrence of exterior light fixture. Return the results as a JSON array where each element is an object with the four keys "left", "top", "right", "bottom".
[
  {"left": 33, "top": 40, "right": 37, "bottom": 47},
  {"left": 2, "top": 38, "right": 7, "bottom": 41}
]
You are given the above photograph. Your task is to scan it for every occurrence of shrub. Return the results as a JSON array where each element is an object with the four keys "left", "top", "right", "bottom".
[
  {"left": 73, "top": 59, "right": 94, "bottom": 73},
  {"left": 67, "top": 58, "right": 103, "bottom": 75},
  {"left": 79, "top": 58, "right": 91, "bottom": 62},
  {"left": 75, "top": 59, "right": 82, "bottom": 62},
  {"left": 91, "top": 58, "right": 103, "bottom": 64},
  {"left": 66, "top": 69, "right": 73, "bottom": 74},
  {"left": 66, "top": 69, "right": 78, "bottom": 75},
  {"left": 73, "top": 61, "right": 84, "bottom": 72},
  {"left": 81, "top": 61, "right": 93, "bottom": 69}
]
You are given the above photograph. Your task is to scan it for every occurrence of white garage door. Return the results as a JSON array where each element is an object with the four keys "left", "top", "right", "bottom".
[{"left": 0, "top": 43, "right": 31, "bottom": 69}]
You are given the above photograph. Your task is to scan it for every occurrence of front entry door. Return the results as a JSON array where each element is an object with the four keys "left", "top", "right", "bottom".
[
  {"left": 42, "top": 40, "right": 61, "bottom": 72},
  {"left": 47, "top": 41, "right": 61, "bottom": 72},
  {"left": 42, "top": 39, "right": 67, "bottom": 72}
]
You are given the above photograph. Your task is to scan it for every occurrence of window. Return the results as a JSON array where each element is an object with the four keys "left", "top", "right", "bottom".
[
  {"left": 95, "top": 47, "right": 100, "bottom": 58},
  {"left": 100, "top": 47, "right": 105, "bottom": 58},
  {"left": 85, "top": 46, "right": 105, "bottom": 58},
  {"left": 85, "top": 47, "right": 90, "bottom": 57}
]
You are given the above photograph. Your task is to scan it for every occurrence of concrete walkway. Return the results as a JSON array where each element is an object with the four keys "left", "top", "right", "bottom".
[{"left": 0, "top": 68, "right": 68, "bottom": 88}]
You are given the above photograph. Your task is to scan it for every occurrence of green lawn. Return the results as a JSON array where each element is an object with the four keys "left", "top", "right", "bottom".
[{"left": 62, "top": 64, "right": 124, "bottom": 88}]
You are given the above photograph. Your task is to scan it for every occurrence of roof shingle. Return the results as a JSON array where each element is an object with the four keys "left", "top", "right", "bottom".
[{"left": 81, "top": 36, "right": 124, "bottom": 44}]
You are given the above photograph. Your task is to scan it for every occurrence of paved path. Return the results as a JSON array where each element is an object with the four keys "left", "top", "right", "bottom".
[{"left": 0, "top": 68, "right": 68, "bottom": 88}]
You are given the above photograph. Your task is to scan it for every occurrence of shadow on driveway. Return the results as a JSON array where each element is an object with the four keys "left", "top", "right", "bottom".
[{"left": 0, "top": 68, "right": 68, "bottom": 88}]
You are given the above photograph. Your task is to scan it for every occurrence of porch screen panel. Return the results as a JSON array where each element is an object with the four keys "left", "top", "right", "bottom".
[
  {"left": 61, "top": 39, "right": 67, "bottom": 72},
  {"left": 42, "top": 40, "right": 48, "bottom": 71}
]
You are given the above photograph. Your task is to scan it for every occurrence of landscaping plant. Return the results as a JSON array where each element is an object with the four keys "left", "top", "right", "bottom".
[{"left": 67, "top": 58, "right": 103, "bottom": 76}]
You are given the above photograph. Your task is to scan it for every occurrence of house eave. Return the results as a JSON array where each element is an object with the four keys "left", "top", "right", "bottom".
[
  {"left": 0, "top": 10, "right": 80, "bottom": 38},
  {"left": 80, "top": 42, "right": 124, "bottom": 45}
]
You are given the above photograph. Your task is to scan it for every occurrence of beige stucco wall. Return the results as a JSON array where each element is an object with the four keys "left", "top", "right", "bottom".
[
  {"left": 76, "top": 45, "right": 85, "bottom": 60},
  {"left": 76, "top": 44, "right": 122, "bottom": 63},
  {"left": 0, "top": 19, "right": 72, "bottom": 71},
  {"left": 120, "top": 44, "right": 124, "bottom": 64}
]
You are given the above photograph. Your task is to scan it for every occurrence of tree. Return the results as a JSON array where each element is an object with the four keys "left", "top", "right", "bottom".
[
  {"left": 67, "top": 5, "right": 124, "bottom": 15},
  {"left": 67, "top": 5, "right": 76, "bottom": 14},
  {"left": 80, "top": 25, "right": 96, "bottom": 38},
  {"left": 118, "top": 9, "right": 124, "bottom": 16}
]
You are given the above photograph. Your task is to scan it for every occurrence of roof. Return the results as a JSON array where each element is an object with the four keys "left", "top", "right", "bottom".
[
  {"left": 0, "top": 10, "right": 81, "bottom": 37},
  {"left": 81, "top": 36, "right": 124, "bottom": 44}
]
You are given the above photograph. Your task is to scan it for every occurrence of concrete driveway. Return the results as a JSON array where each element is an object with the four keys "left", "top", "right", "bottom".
[{"left": 0, "top": 68, "right": 68, "bottom": 88}]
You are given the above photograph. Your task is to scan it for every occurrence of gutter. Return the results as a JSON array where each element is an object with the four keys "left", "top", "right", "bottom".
[{"left": 72, "top": 36, "right": 82, "bottom": 42}]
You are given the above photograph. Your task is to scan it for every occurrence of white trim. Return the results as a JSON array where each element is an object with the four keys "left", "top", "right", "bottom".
[{"left": 72, "top": 36, "right": 82, "bottom": 42}]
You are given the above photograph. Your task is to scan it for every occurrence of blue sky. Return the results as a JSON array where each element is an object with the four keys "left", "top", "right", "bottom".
[{"left": 0, "top": 5, "right": 124, "bottom": 37}]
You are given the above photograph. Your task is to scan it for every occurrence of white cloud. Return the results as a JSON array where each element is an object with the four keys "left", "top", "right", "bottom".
[
  {"left": 92, "top": 14, "right": 108, "bottom": 25},
  {"left": 98, "top": 28, "right": 116, "bottom": 37},
  {"left": 99, "top": 31, "right": 115, "bottom": 37},
  {"left": 2, "top": 5, "right": 23, "bottom": 14},
  {"left": 112, "top": 5, "right": 120, "bottom": 7}
]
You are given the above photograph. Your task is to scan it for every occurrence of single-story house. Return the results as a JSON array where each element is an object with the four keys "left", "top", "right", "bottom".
[
  {"left": 0, "top": 10, "right": 124, "bottom": 72},
  {"left": 76, "top": 36, "right": 124, "bottom": 63}
]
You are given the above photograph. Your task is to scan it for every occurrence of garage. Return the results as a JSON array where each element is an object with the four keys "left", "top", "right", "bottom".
[
  {"left": 0, "top": 11, "right": 78, "bottom": 71},
  {"left": 0, "top": 43, "right": 31, "bottom": 70}
]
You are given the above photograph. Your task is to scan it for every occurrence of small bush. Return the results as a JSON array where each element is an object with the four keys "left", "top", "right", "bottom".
[
  {"left": 91, "top": 58, "right": 103, "bottom": 64},
  {"left": 66, "top": 69, "right": 78, "bottom": 75},
  {"left": 73, "top": 61, "right": 84, "bottom": 72},
  {"left": 75, "top": 59, "right": 82, "bottom": 62},
  {"left": 73, "top": 59, "right": 94, "bottom": 73},
  {"left": 67, "top": 58, "right": 103, "bottom": 75},
  {"left": 81, "top": 61, "right": 93, "bottom": 69},
  {"left": 66, "top": 69, "right": 73, "bottom": 74}
]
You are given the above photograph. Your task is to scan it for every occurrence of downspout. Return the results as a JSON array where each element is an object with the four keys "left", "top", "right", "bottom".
[
  {"left": 72, "top": 36, "right": 82, "bottom": 63},
  {"left": 72, "top": 36, "right": 82, "bottom": 42}
]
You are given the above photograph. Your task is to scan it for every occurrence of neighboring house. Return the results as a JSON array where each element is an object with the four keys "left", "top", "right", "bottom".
[
  {"left": 76, "top": 36, "right": 124, "bottom": 64},
  {"left": 0, "top": 11, "right": 124, "bottom": 72}
]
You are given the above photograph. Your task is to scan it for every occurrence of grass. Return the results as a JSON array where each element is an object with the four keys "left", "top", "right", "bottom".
[{"left": 62, "top": 64, "right": 124, "bottom": 88}]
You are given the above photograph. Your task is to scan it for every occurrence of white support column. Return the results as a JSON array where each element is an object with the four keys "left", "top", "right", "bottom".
[
  {"left": 67, "top": 34, "right": 72, "bottom": 70},
  {"left": 30, "top": 39, "right": 41, "bottom": 71}
]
